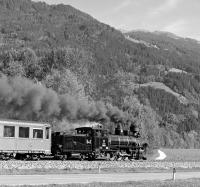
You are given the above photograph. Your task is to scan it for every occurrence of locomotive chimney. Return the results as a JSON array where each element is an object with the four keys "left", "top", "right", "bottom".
[
  {"left": 115, "top": 121, "right": 123, "bottom": 135},
  {"left": 123, "top": 120, "right": 129, "bottom": 136}
]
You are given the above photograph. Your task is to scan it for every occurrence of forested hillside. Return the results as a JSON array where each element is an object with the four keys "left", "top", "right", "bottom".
[{"left": 1, "top": 0, "right": 200, "bottom": 148}]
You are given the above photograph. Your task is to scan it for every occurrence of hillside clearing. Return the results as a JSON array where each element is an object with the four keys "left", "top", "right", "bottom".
[{"left": 140, "top": 82, "right": 188, "bottom": 104}]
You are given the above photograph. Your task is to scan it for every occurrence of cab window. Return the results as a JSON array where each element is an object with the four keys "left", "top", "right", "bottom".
[
  {"left": 33, "top": 129, "right": 43, "bottom": 139},
  {"left": 19, "top": 127, "right": 29, "bottom": 138},
  {"left": 45, "top": 127, "right": 50, "bottom": 139},
  {"left": 4, "top": 126, "right": 15, "bottom": 137}
]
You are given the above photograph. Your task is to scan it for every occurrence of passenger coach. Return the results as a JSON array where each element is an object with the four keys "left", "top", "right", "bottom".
[{"left": 0, "top": 119, "right": 51, "bottom": 160}]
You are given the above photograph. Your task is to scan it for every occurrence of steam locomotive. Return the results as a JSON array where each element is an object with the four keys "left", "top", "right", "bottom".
[
  {"left": 51, "top": 122, "right": 147, "bottom": 160},
  {"left": 0, "top": 119, "right": 147, "bottom": 160}
]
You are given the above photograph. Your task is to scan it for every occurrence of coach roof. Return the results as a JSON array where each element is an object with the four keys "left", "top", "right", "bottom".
[{"left": 0, "top": 119, "right": 50, "bottom": 127}]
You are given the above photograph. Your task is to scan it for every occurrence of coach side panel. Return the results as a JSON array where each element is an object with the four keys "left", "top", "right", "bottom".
[{"left": 0, "top": 123, "right": 51, "bottom": 154}]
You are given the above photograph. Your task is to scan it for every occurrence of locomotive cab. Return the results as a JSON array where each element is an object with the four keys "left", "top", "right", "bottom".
[
  {"left": 51, "top": 127, "right": 93, "bottom": 160},
  {"left": 75, "top": 126, "right": 109, "bottom": 158}
]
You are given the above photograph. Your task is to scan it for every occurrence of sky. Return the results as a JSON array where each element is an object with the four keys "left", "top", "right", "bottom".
[{"left": 33, "top": 0, "right": 200, "bottom": 40}]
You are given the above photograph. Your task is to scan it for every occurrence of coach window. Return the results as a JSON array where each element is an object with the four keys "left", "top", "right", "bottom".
[
  {"left": 45, "top": 127, "right": 50, "bottom": 139},
  {"left": 33, "top": 129, "right": 43, "bottom": 139},
  {"left": 19, "top": 127, "right": 29, "bottom": 138},
  {"left": 4, "top": 126, "right": 15, "bottom": 137}
]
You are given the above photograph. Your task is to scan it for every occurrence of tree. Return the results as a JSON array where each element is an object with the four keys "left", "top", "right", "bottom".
[
  {"left": 4, "top": 61, "right": 25, "bottom": 77},
  {"left": 122, "top": 95, "right": 161, "bottom": 148},
  {"left": 21, "top": 48, "right": 40, "bottom": 78},
  {"left": 44, "top": 69, "right": 85, "bottom": 98}
]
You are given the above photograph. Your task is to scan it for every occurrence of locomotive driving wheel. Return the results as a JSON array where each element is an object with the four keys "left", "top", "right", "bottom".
[
  {"left": 79, "top": 154, "right": 86, "bottom": 161},
  {"left": 109, "top": 152, "right": 118, "bottom": 161},
  {"left": 61, "top": 154, "right": 68, "bottom": 161},
  {"left": 106, "top": 153, "right": 111, "bottom": 161},
  {"left": 88, "top": 153, "right": 96, "bottom": 161}
]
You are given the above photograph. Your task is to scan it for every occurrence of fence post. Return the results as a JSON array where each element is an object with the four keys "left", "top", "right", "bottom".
[
  {"left": 172, "top": 167, "right": 176, "bottom": 180},
  {"left": 98, "top": 163, "right": 101, "bottom": 174}
]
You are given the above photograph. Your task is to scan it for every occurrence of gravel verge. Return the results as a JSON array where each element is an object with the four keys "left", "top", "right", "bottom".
[{"left": 1, "top": 160, "right": 200, "bottom": 170}]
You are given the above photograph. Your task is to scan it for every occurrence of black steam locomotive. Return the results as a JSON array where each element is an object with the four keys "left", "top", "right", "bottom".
[{"left": 51, "top": 122, "right": 147, "bottom": 160}]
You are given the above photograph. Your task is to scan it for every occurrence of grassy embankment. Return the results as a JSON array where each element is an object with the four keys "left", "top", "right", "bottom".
[{"left": 1, "top": 179, "right": 200, "bottom": 187}]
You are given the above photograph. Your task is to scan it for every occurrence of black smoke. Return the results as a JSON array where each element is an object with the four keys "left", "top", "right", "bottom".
[{"left": 0, "top": 75, "right": 130, "bottom": 126}]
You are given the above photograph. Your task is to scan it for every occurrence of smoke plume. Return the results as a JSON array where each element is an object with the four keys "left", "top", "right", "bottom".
[{"left": 0, "top": 75, "right": 130, "bottom": 127}]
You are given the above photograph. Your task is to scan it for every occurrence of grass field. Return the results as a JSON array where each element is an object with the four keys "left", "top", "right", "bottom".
[
  {"left": 160, "top": 149, "right": 200, "bottom": 161},
  {"left": 1, "top": 179, "right": 200, "bottom": 187},
  {"left": 147, "top": 148, "right": 200, "bottom": 161},
  {"left": 1, "top": 167, "right": 200, "bottom": 176}
]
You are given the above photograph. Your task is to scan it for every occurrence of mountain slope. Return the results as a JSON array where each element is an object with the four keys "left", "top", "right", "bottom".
[
  {"left": 125, "top": 30, "right": 200, "bottom": 73},
  {"left": 1, "top": 0, "right": 200, "bottom": 148}
]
